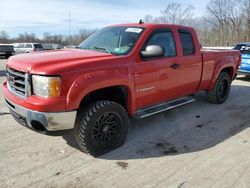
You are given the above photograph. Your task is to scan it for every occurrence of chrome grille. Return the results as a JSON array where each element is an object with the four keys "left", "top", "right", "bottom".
[{"left": 6, "top": 67, "right": 27, "bottom": 98}]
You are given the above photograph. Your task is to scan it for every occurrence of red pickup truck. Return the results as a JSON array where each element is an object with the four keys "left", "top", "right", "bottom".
[{"left": 3, "top": 23, "right": 241, "bottom": 156}]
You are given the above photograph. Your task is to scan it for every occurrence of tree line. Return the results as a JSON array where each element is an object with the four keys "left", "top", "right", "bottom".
[
  {"left": 144, "top": 0, "right": 250, "bottom": 47},
  {"left": 0, "top": 0, "right": 250, "bottom": 47},
  {"left": 0, "top": 29, "right": 95, "bottom": 46}
]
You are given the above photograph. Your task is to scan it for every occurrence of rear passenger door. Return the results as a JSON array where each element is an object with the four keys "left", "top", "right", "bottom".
[{"left": 175, "top": 29, "right": 202, "bottom": 96}]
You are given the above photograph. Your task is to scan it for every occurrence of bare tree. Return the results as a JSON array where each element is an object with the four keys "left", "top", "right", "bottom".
[
  {"left": 0, "top": 31, "right": 10, "bottom": 43},
  {"left": 43, "top": 32, "right": 52, "bottom": 43},
  {"left": 226, "top": 0, "right": 243, "bottom": 42},
  {"left": 79, "top": 29, "right": 94, "bottom": 41},
  {"left": 241, "top": 0, "right": 250, "bottom": 41},
  {"left": 188, "top": 17, "right": 211, "bottom": 46},
  {"left": 207, "top": 0, "right": 229, "bottom": 45},
  {"left": 4, "top": 0, "right": 250, "bottom": 48},
  {"left": 207, "top": 0, "right": 246, "bottom": 46},
  {"left": 15, "top": 33, "right": 39, "bottom": 43},
  {"left": 144, "top": 15, "right": 154, "bottom": 23},
  {"left": 161, "top": 2, "right": 194, "bottom": 25}
]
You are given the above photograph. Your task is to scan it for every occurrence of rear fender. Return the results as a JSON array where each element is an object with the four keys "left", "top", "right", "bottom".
[{"left": 208, "top": 57, "right": 236, "bottom": 91}]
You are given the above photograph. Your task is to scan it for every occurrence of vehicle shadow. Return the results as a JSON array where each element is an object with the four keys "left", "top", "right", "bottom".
[{"left": 62, "top": 85, "right": 250, "bottom": 160}]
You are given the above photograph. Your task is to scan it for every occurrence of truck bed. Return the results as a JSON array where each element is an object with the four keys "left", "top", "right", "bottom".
[{"left": 199, "top": 49, "right": 240, "bottom": 90}]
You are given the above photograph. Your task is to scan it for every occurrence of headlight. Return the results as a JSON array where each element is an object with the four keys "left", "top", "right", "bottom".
[{"left": 32, "top": 75, "right": 61, "bottom": 98}]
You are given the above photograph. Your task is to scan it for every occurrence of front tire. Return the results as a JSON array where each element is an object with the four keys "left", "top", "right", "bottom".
[
  {"left": 74, "top": 101, "right": 128, "bottom": 157},
  {"left": 207, "top": 72, "right": 232, "bottom": 104}
]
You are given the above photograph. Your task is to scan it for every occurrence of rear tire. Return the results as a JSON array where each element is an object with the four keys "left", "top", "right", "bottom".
[
  {"left": 74, "top": 100, "right": 128, "bottom": 157},
  {"left": 207, "top": 72, "right": 231, "bottom": 104}
]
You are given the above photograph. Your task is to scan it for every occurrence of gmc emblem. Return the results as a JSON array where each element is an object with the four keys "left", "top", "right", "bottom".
[{"left": 7, "top": 74, "right": 15, "bottom": 83}]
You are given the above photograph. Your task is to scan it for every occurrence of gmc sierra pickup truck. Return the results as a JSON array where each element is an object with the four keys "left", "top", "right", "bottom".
[{"left": 3, "top": 23, "right": 241, "bottom": 156}]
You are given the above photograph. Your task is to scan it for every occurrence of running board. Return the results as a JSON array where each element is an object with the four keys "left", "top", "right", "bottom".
[{"left": 133, "top": 96, "right": 196, "bottom": 119}]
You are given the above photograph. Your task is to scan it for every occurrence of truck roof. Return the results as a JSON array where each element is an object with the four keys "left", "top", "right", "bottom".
[
  {"left": 0, "top": 44, "right": 13, "bottom": 46},
  {"left": 12, "top": 42, "right": 42, "bottom": 45},
  {"left": 108, "top": 23, "right": 194, "bottom": 30}
]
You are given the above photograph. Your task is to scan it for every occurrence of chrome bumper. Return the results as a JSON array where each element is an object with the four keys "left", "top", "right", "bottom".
[{"left": 5, "top": 98, "right": 76, "bottom": 132}]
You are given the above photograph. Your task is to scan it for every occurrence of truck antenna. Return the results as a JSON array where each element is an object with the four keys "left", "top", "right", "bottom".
[
  {"left": 69, "top": 9, "right": 72, "bottom": 46},
  {"left": 139, "top": 19, "right": 144, "bottom": 24}
]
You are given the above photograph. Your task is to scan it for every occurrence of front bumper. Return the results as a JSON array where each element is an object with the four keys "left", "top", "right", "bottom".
[{"left": 5, "top": 98, "right": 76, "bottom": 132}]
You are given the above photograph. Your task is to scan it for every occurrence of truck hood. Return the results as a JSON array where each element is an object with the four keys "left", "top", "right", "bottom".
[{"left": 7, "top": 49, "right": 114, "bottom": 74}]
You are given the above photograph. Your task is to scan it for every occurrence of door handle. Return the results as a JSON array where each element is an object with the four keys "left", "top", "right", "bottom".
[{"left": 170, "top": 63, "right": 181, "bottom": 69}]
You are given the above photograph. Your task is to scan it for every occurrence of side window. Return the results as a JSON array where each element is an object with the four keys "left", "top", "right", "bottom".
[
  {"left": 26, "top": 44, "right": 32, "bottom": 48},
  {"left": 179, "top": 30, "right": 194, "bottom": 56},
  {"left": 145, "top": 30, "right": 176, "bottom": 57},
  {"left": 18, "top": 43, "right": 25, "bottom": 48}
]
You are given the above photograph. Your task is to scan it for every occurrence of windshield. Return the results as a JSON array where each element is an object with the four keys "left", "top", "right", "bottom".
[
  {"left": 78, "top": 27, "right": 144, "bottom": 55},
  {"left": 234, "top": 44, "right": 250, "bottom": 54}
]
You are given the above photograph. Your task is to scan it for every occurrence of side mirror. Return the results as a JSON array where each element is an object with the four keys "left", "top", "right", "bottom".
[{"left": 141, "top": 45, "right": 164, "bottom": 58}]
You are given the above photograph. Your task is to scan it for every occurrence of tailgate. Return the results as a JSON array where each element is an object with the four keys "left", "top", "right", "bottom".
[{"left": 0, "top": 45, "right": 14, "bottom": 52}]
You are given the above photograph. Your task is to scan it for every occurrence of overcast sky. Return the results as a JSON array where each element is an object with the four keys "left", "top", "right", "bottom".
[{"left": 0, "top": 0, "right": 210, "bottom": 37}]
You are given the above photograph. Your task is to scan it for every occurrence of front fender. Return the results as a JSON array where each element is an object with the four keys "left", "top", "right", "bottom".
[{"left": 66, "top": 70, "right": 135, "bottom": 114}]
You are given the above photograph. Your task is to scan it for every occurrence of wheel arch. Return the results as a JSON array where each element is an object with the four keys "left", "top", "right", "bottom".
[
  {"left": 66, "top": 79, "right": 135, "bottom": 115},
  {"left": 79, "top": 85, "right": 131, "bottom": 112},
  {"left": 208, "top": 62, "right": 236, "bottom": 91}
]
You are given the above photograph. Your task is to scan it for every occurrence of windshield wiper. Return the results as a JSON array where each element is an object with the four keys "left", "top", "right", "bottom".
[
  {"left": 79, "top": 47, "right": 90, "bottom": 50},
  {"left": 93, "top": 46, "right": 112, "bottom": 54}
]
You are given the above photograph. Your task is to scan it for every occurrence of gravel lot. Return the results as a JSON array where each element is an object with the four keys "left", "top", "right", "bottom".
[{"left": 1, "top": 56, "right": 250, "bottom": 188}]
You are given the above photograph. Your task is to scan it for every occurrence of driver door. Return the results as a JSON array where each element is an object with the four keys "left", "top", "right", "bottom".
[{"left": 134, "top": 29, "right": 181, "bottom": 110}]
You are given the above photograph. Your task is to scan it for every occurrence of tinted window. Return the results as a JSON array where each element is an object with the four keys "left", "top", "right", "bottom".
[
  {"left": 234, "top": 44, "right": 250, "bottom": 54},
  {"left": 234, "top": 44, "right": 243, "bottom": 50},
  {"left": 179, "top": 31, "right": 194, "bottom": 56},
  {"left": 34, "top": 44, "right": 43, "bottom": 49},
  {"left": 26, "top": 44, "right": 32, "bottom": 48},
  {"left": 18, "top": 43, "right": 25, "bottom": 48},
  {"left": 145, "top": 30, "right": 176, "bottom": 57}
]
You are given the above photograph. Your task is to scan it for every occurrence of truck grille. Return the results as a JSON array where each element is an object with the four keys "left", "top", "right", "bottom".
[{"left": 6, "top": 67, "right": 27, "bottom": 98}]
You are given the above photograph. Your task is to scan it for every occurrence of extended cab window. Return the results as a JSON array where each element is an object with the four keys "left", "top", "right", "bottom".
[
  {"left": 145, "top": 30, "right": 176, "bottom": 57},
  {"left": 26, "top": 44, "right": 32, "bottom": 48},
  {"left": 18, "top": 43, "right": 25, "bottom": 48},
  {"left": 179, "top": 30, "right": 194, "bottom": 56}
]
